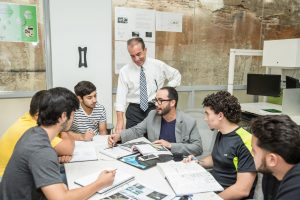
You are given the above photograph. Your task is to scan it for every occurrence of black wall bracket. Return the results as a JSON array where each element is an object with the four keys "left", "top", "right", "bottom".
[{"left": 78, "top": 47, "right": 87, "bottom": 68}]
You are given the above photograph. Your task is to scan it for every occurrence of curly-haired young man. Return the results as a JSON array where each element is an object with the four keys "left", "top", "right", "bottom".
[
  {"left": 184, "top": 91, "right": 256, "bottom": 200},
  {"left": 251, "top": 115, "right": 300, "bottom": 199}
]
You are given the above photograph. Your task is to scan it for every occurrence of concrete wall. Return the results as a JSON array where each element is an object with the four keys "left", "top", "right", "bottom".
[{"left": 0, "top": 98, "right": 31, "bottom": 137}]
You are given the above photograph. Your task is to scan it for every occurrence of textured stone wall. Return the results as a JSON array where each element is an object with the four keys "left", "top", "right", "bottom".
[
  {"left": 112, "top": 0, "right": 300, "bottom": 88},
  {"left": 0, "top": 0, "right": 299, "bottom": 94}
]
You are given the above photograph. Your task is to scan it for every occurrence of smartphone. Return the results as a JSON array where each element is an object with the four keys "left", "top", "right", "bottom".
[{"left": 138, "top": 154, "right": 159, "bottom": 161}]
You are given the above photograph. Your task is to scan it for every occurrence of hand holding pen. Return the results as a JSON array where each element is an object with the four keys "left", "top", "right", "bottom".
[
  {"left": 108, "top": 133, "right": 121, "bottom": 147},
  {"left": 83, "top": 128, "right": 95, "bottom": 141},
  {"left": 182, "top": 155, "right": 198, "bottom": 163}
]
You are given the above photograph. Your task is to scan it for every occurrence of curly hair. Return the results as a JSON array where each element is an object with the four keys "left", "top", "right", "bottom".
[
  {"left": 202, "top": 91, "right": 241, "bottom": 123},
  {"left": 251, "top": 115, "right": 300, "bottom": 164}
]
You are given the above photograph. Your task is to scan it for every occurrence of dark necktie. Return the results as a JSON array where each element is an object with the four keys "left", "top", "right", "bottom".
[{"left": 140, "top": 67, "right": 148, "bottom": 111}]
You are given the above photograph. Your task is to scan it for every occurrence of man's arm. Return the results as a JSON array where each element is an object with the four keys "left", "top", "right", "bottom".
[
  {"left": 161, "top": 62, "right": 181, "bottom": 87},
  {"left": 98, "top": 122, "right": 107, "bottom": 135},
  {"left": 198, "top": 155, "right": 214, "bottom": 169},
  {"left": 115, "top": 69, "right": 128, "bottom": 134},
  {"left": 53, "top": 133, "right": 75, "bottom": 156},
  {"left": 120, "top": 119, "right": 148, "bottom": 143},
  {"left": 41, "top": 170, "right": 116, "bottom": 200},
  {"left": 170, "top": 118, "right": 203, "bottom": 156},
  {"left": 67, "top": 130, "right": 94, "bottom": 141},
  {"left": 115, "top": 111, "right": 125, "bottom": 134},
  {"left": 183, "top": 155, "right": 214, "bottom": 169},
  {"left": 218, "top": 172, "right": 256, "bottom": 200}
]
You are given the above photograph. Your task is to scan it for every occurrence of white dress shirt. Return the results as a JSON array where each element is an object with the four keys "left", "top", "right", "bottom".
[{"left": 115, "top": 57, "right": 181, "bottom": 112}]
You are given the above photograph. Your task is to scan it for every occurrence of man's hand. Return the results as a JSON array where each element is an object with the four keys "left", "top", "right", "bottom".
[
  {"left": 153, "top": 139, "right": 172, "bottom": 149},
  {"left": 83, "top": 129, "right": 95, "bottom": 141},
  {"left": 108, "top": 133, "right": 121, "bottom": 147},
  {"left": 182, "top": 155, "right": 197, "bottom": 163},
  {"left": 58, "top": 155, "right": 73, "bottom": 163},
  {"left": 97, "top": 169, "right": 116, "bottom": 187}
]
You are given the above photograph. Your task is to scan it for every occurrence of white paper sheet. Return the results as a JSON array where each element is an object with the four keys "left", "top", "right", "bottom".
[
  {"left": 70, "top": 141, "right": 98, "bottom": 162},
  {"left": 156, "top": 11, "right": 183, "bottom": 32}
]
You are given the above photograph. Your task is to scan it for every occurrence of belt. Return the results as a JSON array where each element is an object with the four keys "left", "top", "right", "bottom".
[{"left": 129, "top": 102, "right": 155, "bottom": 106}]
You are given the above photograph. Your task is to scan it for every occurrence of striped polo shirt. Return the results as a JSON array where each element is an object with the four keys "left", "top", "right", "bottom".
[{"left": 70, "top": 102, "right": 106, "bottom": 135}]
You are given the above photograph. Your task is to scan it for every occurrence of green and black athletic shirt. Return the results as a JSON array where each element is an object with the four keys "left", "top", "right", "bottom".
[{"left": 211, "top": 127, "right": 256, "bottom": 188}]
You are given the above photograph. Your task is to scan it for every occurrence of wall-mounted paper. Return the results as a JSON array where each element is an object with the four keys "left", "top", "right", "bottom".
[
  {"left": 115, "top": 7, "right": 155, "bottom": 42},
  {"left": 0, "top": 2, "right": 38, "bottom": 42},
  {"left": 156, "top": 11, "right": 183, "bottom": 32}
]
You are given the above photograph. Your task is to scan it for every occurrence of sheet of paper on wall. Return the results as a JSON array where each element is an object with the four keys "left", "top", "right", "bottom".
[
  {"left": 156, "top": 11, "right": 183, "bottom": 32},
  {"left": 74, "top": 169, "right": 135, "bottom": 195},
  {"left": 115, "top": 7, "right": 155, "bottom": 42},
  {"left": 70, "top": 141, "right": 98, "bottom": 162},
  {"left": 114, "top": 41, "right": 155, "bottom": 74},
  {"left": 157, "top": 161, "right": 223, "bottom": 195},
  {"left": 101, "top": 183, "right": 174, "bottom": 200}
]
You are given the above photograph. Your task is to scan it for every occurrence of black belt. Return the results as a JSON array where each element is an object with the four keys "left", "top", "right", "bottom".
[{"left": 129, "top": 102, "right": 155, "bottom": 107}]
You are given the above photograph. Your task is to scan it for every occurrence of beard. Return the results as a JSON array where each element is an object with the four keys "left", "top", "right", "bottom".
[
  {"left": 257, "top": 157, "right": 272, "bottom": 175},
  {"left": 82, "top": 100, "right": 96, "bottom": 110},
  {"left": 156, "top": 104, "right": 171, "bottom": 116},
  {"left": 61, "top": 120, "right": 70, "bottom": 132}
]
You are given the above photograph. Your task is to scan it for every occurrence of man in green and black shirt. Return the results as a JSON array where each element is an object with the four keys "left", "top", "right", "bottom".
[{"left": 185, "top": 91, "right": 256, "bottom": 199}]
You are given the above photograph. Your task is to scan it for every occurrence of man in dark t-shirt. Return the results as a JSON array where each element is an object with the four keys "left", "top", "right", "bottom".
[
  {"left": 212, "top": 127, "right": 256, "bottom": 190},
  {"left": 184, "top": 91, "right": 257, "bottom": 199},
  {"left": 251, "top": 115, "right": 300, "bottom": 200},
  {"left": 0, "top": 87, "right": 116, "bottom": 200}
]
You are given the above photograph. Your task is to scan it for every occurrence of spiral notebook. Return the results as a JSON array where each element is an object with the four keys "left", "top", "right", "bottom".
[{"left": 74, "top": 169, "right": 135, "bottom": 194}]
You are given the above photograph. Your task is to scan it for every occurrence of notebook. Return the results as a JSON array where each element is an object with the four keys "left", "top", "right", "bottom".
[
  {"left": 70, "top": 141, "right": 98, "bottom": 162},
  {"left": 74, "top": 169, "right": 135, "bottom": 194},
  {"left": 157, "top": 161, "right": 223, "bottom": 196},
  {"left": 99, "top": 146, "right": 135, "bottom": 159}
]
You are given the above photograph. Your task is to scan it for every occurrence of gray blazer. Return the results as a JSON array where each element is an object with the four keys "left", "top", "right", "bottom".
[{"left": 120, "top": 110, "right": 203, "bottom": 156}]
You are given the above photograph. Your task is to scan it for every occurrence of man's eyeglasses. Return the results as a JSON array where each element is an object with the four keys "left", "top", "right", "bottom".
[{"left": 151, "top": 98, "right": 173, "bottom": 105}]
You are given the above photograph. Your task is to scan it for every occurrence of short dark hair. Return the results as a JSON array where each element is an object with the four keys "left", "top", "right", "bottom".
[
  {"left": 127, "top": 37, "right": 145, "bottom": 50},
  {"left": 37, "top": 87, "right": 79, "bottom": 126},
  {"left": 251, "top": 115, "right": 300, "bottom": 164},
  {"left": 74, "top": 81, "right": 96, "bottom": 98},
  {"left": 202, "top": 91, "right": 241, "bottom": 123},
  {"left": 29, "top": 90, "right": 47, "bottom": 116},
  {"left": 160, "top": 86, "right": 178, "bottom": 108}
]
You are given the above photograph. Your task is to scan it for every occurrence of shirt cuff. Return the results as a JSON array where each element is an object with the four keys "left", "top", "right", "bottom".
[{"left": 115, "top": 104, "right": 126, "bottom": 112}]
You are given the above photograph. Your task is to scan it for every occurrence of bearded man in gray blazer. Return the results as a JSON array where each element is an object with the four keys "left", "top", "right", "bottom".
[{"left": 109, "top": 87, "right": 203, "bottom": 157}]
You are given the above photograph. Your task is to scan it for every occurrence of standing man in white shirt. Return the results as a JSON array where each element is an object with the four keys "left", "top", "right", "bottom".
[{"left": 115, "top": 37, "right": 181, "bottom": 134}]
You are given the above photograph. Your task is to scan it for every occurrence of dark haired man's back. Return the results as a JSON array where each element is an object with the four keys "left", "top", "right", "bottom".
[{"left": 0, "top": 127, "right": 62, "bottom": 200}]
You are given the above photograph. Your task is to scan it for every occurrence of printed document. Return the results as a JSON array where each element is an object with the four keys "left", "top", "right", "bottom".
[
  {"left": 70, "top": 141, "right": 98, "bottom": 162},
  {"left": 157, "top": 161, "right": 223, "bottom": 195}
]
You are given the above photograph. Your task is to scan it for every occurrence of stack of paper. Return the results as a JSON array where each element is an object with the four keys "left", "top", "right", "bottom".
[{"left": 157, "top": 161, "right": 223, "bottom": 196}]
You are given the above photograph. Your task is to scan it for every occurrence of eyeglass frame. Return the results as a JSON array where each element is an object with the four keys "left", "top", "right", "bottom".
[{"left": 151, "top": 98, "right": 174, "bottom": 105}]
